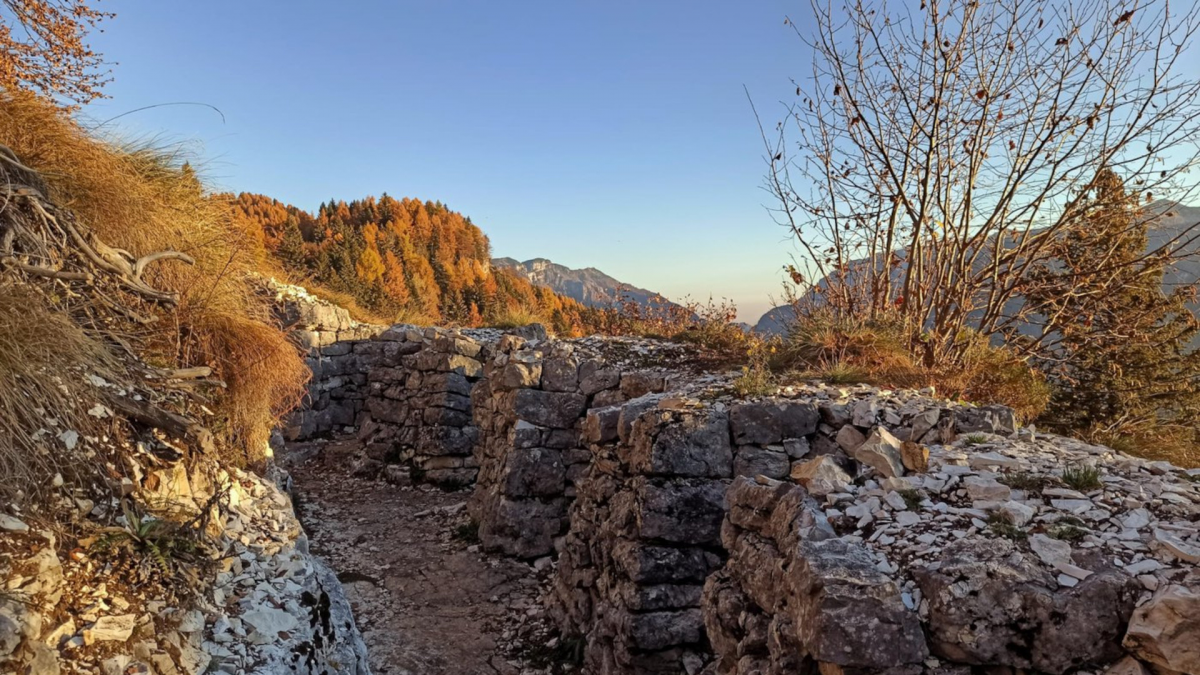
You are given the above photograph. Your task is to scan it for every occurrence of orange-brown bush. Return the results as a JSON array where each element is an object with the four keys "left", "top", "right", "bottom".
[{"left": 0, "top": 91, "right": 308, "bottom": 464}]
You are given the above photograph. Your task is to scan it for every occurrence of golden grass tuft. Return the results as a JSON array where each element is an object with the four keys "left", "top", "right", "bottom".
[
  {"left": 487, "top": 304, "right": 548, "bottom": 330},
  {"left": 0, "top": 91, "right": 308, "bottom": 465},
  {"left": 0, "top": 283, "right": 117, "bottom": 501}
]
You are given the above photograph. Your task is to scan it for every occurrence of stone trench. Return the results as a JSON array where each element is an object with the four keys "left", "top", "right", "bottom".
[{"left": 268, "top": 282, "right": 1200, "bottom": 675}]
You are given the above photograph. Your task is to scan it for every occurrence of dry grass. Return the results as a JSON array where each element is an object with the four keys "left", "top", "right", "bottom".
[
  {"left": 298, "top": 280, "right": 392, "bottom": 326},
  {"left": 0, "top": 283, "right": 117, "bottom": 501},
  {"left": 1084, "top": 427, "right": 1200, "bottom": 468},
  {"left": 0, "top": 91, "right": 308, "bottom": 465},
  {"left": 487, "top": 304, "right": 548, "bottom": 330},
  {"left": 781, "top": 310, "right": 1050, "bottom": 421}
]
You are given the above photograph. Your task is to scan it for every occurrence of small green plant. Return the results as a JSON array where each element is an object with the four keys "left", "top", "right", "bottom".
[
  {"left": 998, "top": 472, "right": 1051, "bottom": 493},
  {"left": 90, "top": 500, "right": 210, "bottom": 601},
  {"left": 963, "top": 433, "right": 991, "bottom": 446},
  {"left": 732, "top": 362, "right": 776, "bottom": 398},
  {"left": 1047, "top": 523, "right": 1089, "bottom": 542},
  {"left": 453, "top": 521, "right": 480, "bottom": 544},
  {"left": 1060, "top": 465, "right": 1103, "bottom": 491},
  {"left": 986, "top": 511, "right": 1027, "bottom": 541},
  {"left": 898, "top": 488, "right": 923, "bottom": 511}
]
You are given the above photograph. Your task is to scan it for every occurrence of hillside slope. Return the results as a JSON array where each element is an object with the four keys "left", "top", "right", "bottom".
[{"left": 229, "top": 193, "right": 603, "bottom": 335}]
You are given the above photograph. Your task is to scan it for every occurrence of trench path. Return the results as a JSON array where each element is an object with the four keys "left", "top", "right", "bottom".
[{"left": 287, "top": 438, "right": 557, "bottom": 675}]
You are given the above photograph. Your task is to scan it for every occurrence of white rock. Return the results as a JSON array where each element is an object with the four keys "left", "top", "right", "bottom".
[
  {"left": 998, "top": 501, "right": 1035, "bottom": 526},
  {"left": 83, "top": 614, "right": 136, "bottom": 644},
  {"left": 1124, "top": 559, "right": 1162, "bottom": 575},
  {"left": 0, "top": 514, "right": 28, "bottom": 532},
  {"left": 241, "top": 607, "right": 298, "bottom": 644},
  {"left": 1057, "top": 574, "right": 1079, "bottom": 588},
  {"left": 1030, "top": 533, "right": 1072, "bottom": 568},
  {"left": 1123, "top": 584, "right": 1200, "bottom": 675},
  {"left": 1152, "top": 529, "right": 1200, "bottom": 563},
  {"left": 1120, "top": 508, "right": 1152, "bottom": 530},
  {"left": 964, "top": 476, "right": 1012, "bottom": 502}
]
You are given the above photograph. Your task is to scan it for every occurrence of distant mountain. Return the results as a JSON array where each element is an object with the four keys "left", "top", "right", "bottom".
[
  {"left": 492, "top": 257, "right": 679, "bottom": 310},
  {"left": 754, "top": 201, "right": 1200, "bottom": 335}
]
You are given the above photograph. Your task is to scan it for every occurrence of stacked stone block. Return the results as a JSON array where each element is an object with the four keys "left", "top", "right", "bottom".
[
  {"left": 704, "top": 476, "right": 928, "bottom": 675},
  {"left": 269, "top": 280, "right": 384, "bottom": 441},
  {"left": 469, "top": 334, "right": 679, "bottom": 559},
  {"left": 358, "top": 326, "right": 493, "bottom": 486}
]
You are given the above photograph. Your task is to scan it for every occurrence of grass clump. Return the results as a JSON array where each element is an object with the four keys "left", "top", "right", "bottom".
[
  {"left": 1047, "top": 523, "right": 1089, "bottom": 542},
  {"left": 963, "top": 433, "right": 991, "bottom": 446},
  {"left": 986, "top": 511, "right": 1027, "bottom": 541},
  {"left": 998, "top": 472, "right": 1051, "bottom": 493},
  {"left": 0, "top": 284, "right": 118, "bottom": 502},
  {"left": 897, "top": 488, "right": 923, "bottom": 511},
  {"left": 487, "top": 304, "right": 548, "bottom": 330},
  {"left": 777, "top": 309, "right": 1050, "bottom": 421},
  {"left": 1060, "top": 465, "right": 1103, "bottom": 491},
  {"left": 90, "top": 500, "right": 213, "bottom": 603}
]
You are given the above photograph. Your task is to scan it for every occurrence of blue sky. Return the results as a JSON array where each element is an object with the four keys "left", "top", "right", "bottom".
[{"left": 81, "top": 1, "right": 805, "bottom": 321}]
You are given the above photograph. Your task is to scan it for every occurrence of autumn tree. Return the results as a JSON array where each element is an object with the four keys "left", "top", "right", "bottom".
[
  {"left": 0, "top": 0, "right": 112, "bottom": 106},
  {"left": 767, "top": 0, "right": 1200, "bottom": 366},
  {"left": 1024, "top": 169, "right": 1200, "bottom": 441}
]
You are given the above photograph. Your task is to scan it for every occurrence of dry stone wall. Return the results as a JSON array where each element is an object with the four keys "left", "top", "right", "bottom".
[
  {"left": 355, "top": 325, "right": 497, "bottom": 487},
  {"left": 272, "top": 287, "right": 1200, "bottom": 675},
  {"left": 266, "top": 280, "right": 385, "bottom": 441},
  {"left": 469, "top": 335, "right": 697, "bottom": 559}
]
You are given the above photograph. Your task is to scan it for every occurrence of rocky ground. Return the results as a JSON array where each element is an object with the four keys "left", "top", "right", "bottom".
[{"left": 288, "top": 439, "right": 567, "bottom": 675}]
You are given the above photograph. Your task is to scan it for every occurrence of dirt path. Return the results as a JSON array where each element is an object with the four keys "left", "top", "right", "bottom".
[{"left": 287, "top": 439, "right": 559, "bottom": 675}]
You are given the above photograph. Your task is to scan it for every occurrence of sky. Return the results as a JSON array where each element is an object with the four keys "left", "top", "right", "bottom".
[{"left": 80, "top": 0, "right": 807, "bottom": 322}]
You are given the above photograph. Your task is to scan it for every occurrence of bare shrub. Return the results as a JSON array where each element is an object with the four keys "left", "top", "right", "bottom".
[{"left": 764, "top": 0, "right": 1200, "bottom": 366}]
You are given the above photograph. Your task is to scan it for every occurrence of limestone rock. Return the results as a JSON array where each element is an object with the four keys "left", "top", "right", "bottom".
[
  {"left": 790, "top": 538, "right": 928, "bottom": 668},
  {"left": 1123, "top": 584, "right": 1200, "bottom": 675},
  {"left": 853, "top": 426, "right": 906, "bottom": 478},
  {"left": 790, "top": 456, "right": 851, "bottom": 496},
  {"left": 914, "top": 538, "right": 1138, "bottom": 674},
  {"left": 83, "top": 614, "right": 136, "bottom": 644}
]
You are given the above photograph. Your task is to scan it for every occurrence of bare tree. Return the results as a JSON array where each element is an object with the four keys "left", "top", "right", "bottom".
[
  {"left": 0, "top": 0, "right": 112, "bottom": 106},
  {"left": 764, "top": 0, "right": 1200, "bottom": 364}
]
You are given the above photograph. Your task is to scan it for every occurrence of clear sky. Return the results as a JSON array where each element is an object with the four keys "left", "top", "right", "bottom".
[{"left": 80, "top": 0, "right": 806, "bottom": 322}]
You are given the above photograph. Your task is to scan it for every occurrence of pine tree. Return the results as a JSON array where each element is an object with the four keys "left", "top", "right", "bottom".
[{"left": 1026, "top": 169, "right": 1200, "bottom": 442}]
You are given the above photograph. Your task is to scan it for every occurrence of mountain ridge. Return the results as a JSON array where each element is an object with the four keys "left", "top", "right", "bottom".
[
  {"left": 754, "top": 201, "right": 1200, "bottom": 334},
  {"left": 492, "top": 256, "right": 679, "bottom": 311}
]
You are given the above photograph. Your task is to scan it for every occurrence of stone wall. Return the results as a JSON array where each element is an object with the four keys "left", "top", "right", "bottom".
[
  {"left": 271, "top": 287, "right": 1200, "bottom": 675},
  {"left": 356, "top": 326, "right": 494, "bottom": 487},
  {"left": 266, "top": 279, "right": 385, "bottom": 441},
  {"left": 468, "top": 334, "right": 693, "bottom": 559}
]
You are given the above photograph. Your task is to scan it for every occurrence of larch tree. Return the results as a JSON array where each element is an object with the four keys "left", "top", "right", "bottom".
[{"left": 0, "top": 0, "right": 112, "bottom": 106}]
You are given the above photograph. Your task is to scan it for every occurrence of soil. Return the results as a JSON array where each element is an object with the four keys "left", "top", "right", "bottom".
[{"left": 288, "top": 439, "right": 563, "bottom": 675}]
